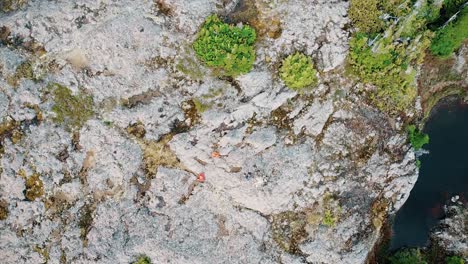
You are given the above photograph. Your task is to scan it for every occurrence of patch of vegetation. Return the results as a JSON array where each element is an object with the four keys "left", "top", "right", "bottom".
[
  {"left": 140, "top": 135, "right": 181, "bottom": 179},
  {"left": 388, "top": 248, "right": 428, "bottom": 264},
  {"left": 48, "top": 83, "right": 94, "bottom": 130},
  {"left": 407, "top": 125, "right": 429, "bottom": 150},
  {"left": 176, "top": 56, "right": 205, "bottom": 80},
  {"left": 132, "top": 255, "right": 152, "bottom": 264},
  {"left": 201, "top": 88, "right": 224, "bottom": 99},
  {"left": 415, "top": 159, "right": 422, "bottom": 168},
  {"left": 347, "top": 0, "right": 444, "bottom": 113},
  {"left": 34, "top": 245, "right": 50, "bottom": 263},
  {"left": 192, "top": 98, "right": 213, "bottom": 113},
  {"left": 446, "top": 256, "right": 465, "bottom": 264},
  {"left": 0, "top": 199, "right": 9, "bottom": 220},
  {"left": 0, "top": 119, "right": 22, "bottom": 153},
  {"left": 193, "top": 14, "right": 256, "bottom": 77},
  {"left": 430, "top": 6, "right": 468, "bottom": 57},
  {"left": 371, "top": 198, "right": 389, "bottom": 230},
  {"left": 321, "top": 194, "right": 341, "bottom": 228},
  {"left": 280, "top": 53, "right": 318, "bottom": 91},
  {"left": 348, "top": 0, "right": 383, "bottom": 34},
  {"left": 24, "top": 173, "right": 44, "bottom": 201},
  {"left": 78, "top": 203, "right": 95, "bottom": 246},
  {"left": 6, "top": 60, "right": 36, "bottom": 87},
  {"left": 347, "top": 30, "right": 430, "bottom": 113},
  {"left": 271, "top": 211, "right": 308, "bottom": 253},
  {"left": 428, "top": 0, "right": 467, "bottom": 28},
  {"left": 322, "top": 209, "right": 338, "bottom": 227},
  {"left": 127, "top": 121, "right": 146, "bottom": 138},
  {"left": 1, "top": 0, "right": 28, "bottom": 12}
]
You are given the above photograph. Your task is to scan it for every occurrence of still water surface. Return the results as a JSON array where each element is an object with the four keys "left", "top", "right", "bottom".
[{"left": 391, "top": 100, "right": 468, "bottom": 250}]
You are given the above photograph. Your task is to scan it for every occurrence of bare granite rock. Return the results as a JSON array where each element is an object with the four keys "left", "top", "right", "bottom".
[{"left": 0, "top": 0, "right": 420, "bottom": 263}]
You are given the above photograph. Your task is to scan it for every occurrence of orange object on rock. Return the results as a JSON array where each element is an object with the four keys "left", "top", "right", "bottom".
[
  {"left": 197, "top": 172, "right": 206, "bottom": 183},
  {"left": 211, "top": 151, "right": 221, "bottom": 158}
]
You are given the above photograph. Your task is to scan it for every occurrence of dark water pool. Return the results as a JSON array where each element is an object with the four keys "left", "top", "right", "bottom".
[{"left": 390, "top": 99, "right": 468, "bottom": 250}]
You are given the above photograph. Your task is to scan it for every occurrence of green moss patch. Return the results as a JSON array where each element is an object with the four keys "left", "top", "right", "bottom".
[
  {"left": 0, "top": 199, "right": 9, "bottom": 220},
  {"left": 25, "top": 173, "right": 44, "bottom": 201},
  {"left": 132, "top": 255, "right": 152, "bottom": 264},
  {"left": 280, "top": 53, "right": 318, "bottom": 91},
  {"left": 1, "top": 0, "right": 28, "bottom": 12},
  {"left": 193, "top": 14, "right": 256, "bottom": 77},
  {"left": 48, "top": 83, "right": 94, "bottom": 130},
  {"left": 271, "top": 211, "right": 308, "bottom": 253}
]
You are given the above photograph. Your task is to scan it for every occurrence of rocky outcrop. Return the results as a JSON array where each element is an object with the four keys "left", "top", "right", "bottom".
[
  {"left": 0, "top": 0, "right": 418, "bottom": 263},
  {"left": 430, "top": 202, "right": 468, "bottom": 260}
]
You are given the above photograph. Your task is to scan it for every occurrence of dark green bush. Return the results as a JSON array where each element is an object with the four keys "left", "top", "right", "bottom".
[
  {"left": 193, "top": 14, "right": 256, "bottom": 76},
  {"left": 280, "top": 53, "right": 318, "bottom": 91},
  {"left": 407, "top": 125, "right": 429, "bottom": 150},
  {"left": 429, "top": 0, "right": 467, "bottom": 27},
  {"left": 430, "top": 6, "right": 468, "bottom": 57},
  {"left": 389, "top": 249, "right": 428, "bottom": 264}
]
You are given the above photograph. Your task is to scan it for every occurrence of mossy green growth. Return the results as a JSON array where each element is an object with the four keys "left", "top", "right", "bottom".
[
  {"left": 430, "top": 6, "right": 468, "bottom": 57},
  {"left": 415, "top": 159, "right": 422, "bottom": 168},
  {"left": 321, "top": 193, "right": 341, "bottom": 228},
  {"left": 446, "top": 256, "right": 465, "bottom": 264},
  {"left": 176, "top": 56, "right": 205, "bottom": 80},
  {"left": 322, "top": 209, "right": 337, "bottom": 227},
  {"left": 192, "top": 98, "right": 213, "bottom": 113},
  {"left": 347, "top": 31, "right": 429, "bottom": 113},
  {"left": 132, "top": 255, "right": 151, "bottom": 264},
  {"left": 280, "top": 53, "right": 318, "bottom": 91},
  {"left": 7, "top": 60, "right": 37, "bottom": 87},
  {"left": 348, "top": 0, "right": 383, "bottom": 34},
  {"left": 407, "top": 125, "right": 429, "bottom": 150},
  {"left": 49, "top": 83, "right": 94, "bottom": 130},
  {"left": 388, "top": 248, "right": 428, "bottom": 264},
  {"left": 25, "top": 173, "right": 44, "bottom": 201},
  {"left": 0, "top": 199, "right": 9, "bottom": 220},
  {"left": 193, "top": 14, "right": 256, "bottom": 77},
  {"left": 347, "top": 0, "right": 439, "bottom": 113},
  {"left": 1, "top": 0, "right": 27, "bottom": 12},
  {"left": 271, "top": 211, "right": 308, "bottom": 253}
]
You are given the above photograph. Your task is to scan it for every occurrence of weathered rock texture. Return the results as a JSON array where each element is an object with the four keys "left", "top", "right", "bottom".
[
  {"left": 431, "top": 203, "right": 468, "bottom": 260},
  {"left": 0, "top": 0, "right": 419, "bottom": 263}
]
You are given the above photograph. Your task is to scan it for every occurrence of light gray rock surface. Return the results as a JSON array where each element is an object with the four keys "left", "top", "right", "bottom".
[{"left": 0, "top": 0, "right": 419, "bottom": 263}]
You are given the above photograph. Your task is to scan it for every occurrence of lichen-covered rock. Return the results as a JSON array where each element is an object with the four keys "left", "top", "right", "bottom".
[
  {"left": 0, "top": 0, "right": 419, "bottom": 263},
  {"left": 430, "top": 204, "right": 468, "bottom": 258}
]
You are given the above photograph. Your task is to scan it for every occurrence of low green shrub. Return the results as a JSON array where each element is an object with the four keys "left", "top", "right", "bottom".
[
  {"left": 389, "top": 249, "right": 428, "bottom": 264},
  {"left": 347, "top": 33, "right": 424, "bottom": 113},
  {"left": 132, "top": 255, "right": 151, "bottom": 264},
  {"left": 322, "top": 209, "right": 337, "bottom": 227},
  {"left": 407, "top": 125, "right": 429, "bottom": 150},
  {"left": 193, "top": 14, "right": 256, "bottom": 76},
  {"left": 446, "top": 256, "right": 465, "bottom": 264},
  {"left": 430, "top": 6, "right": 468, "bottom": 57},
  {"left": 348, "top": 0, "right": 383, "bottom": 34},
  {"left": 279, "top": 53, "right": 318, "bottom": 91}
]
